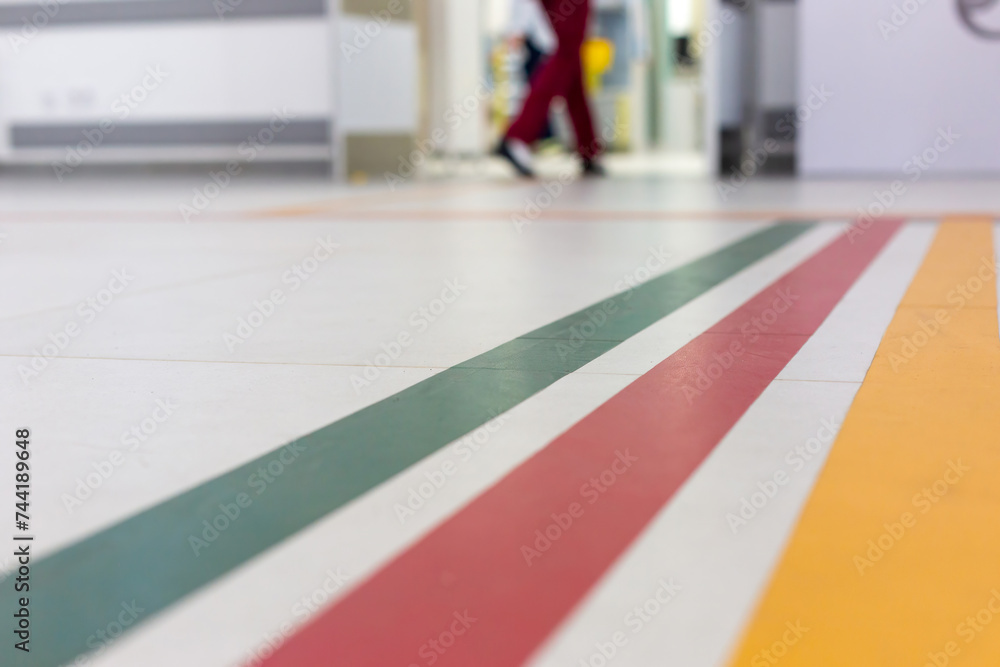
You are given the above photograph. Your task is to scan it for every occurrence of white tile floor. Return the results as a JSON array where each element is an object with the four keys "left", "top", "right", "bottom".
[{"left": 3, "top": 168, "right": 1000, "bottom": 667}]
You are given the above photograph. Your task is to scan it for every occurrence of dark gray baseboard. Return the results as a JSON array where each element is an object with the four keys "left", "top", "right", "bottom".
[{"left": 12, "top": 119, "right": 330, "bottom": 148}]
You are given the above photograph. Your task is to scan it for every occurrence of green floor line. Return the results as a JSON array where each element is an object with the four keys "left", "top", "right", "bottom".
[{"left": 1, "top": 222, "right": 813, "bottom": 667}]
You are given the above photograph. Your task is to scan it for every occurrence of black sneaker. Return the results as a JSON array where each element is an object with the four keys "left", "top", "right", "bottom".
[
  {"left": 496, "top": 139, "right": 537, "bottom": 179},
  {"left": 581, "top": 157, "right": 607, "bottom": 178}
]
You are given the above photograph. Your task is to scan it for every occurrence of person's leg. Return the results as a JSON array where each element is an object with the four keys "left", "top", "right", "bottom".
[
  {"left": 522, "top": 38, "right": 555, "bottom": 142},
  {"left": 523, "top": 37, "right": 544, "bottom": 81},
  {"left": 501, "top": 0, "right": 596, "bottom": 175},
  {"left": 562, "top": 47, "right": 599, "bottom": 159},
  {"left": 545, "top": 0, "right": 599, "bottom": 160},
  {"left": 505, "top": 42, "right": 568, "bottom": 146}
]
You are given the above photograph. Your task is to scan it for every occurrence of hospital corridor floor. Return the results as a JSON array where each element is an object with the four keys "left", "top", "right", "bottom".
[{"left": 2, "top": 174, "right": 1000, "bottom": 667}]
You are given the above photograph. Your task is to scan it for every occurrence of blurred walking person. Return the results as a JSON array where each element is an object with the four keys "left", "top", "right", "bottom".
[
  {"left": 507, "top": 0, "right": 558, "bottom": 144},
  {"left": 497, "top": 0, "right": 605, "bottom": 178}
]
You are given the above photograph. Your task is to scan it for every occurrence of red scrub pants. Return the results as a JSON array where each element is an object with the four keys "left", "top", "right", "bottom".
[{"left": 505, "top": 0, "right": 600, "bottom": 160}]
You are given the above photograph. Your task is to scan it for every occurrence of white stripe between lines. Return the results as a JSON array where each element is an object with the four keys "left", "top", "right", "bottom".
[
  {"left": 92, "top": 223, "right": 848, "bottom": 667},
  {"left": 525, "top": 222, "right": 936, "bottom": 667}
]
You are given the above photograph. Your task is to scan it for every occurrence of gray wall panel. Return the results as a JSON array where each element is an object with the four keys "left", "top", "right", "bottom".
[
  {"left": 0, "top": 0, "right": 325, "bottom": 27},
  {"left": 12, "top": 120, "right": 330, "bottom": 147}
]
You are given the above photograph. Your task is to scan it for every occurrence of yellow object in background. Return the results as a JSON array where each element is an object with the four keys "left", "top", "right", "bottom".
[
  {"left": 583, "top": 37, "right": 614, "bottom": 93},
  {"left": 612, "top": 94, "right": 631, "bottom": 151},
  {"left": 491, "top": 42, "right": 513, "bottom": 134}
]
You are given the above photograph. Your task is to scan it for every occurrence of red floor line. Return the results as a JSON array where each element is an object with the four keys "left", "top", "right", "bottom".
[{"left": 262, "top": 220, "right": 904, "bottom": 667}]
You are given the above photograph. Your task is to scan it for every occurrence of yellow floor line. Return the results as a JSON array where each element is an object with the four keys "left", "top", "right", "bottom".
[
  {"left": 251, "top": 209, "right": 1000, "bottom": 221},
  {"left": 728, "top": 218, "right": 1000, "bottom": 666}
]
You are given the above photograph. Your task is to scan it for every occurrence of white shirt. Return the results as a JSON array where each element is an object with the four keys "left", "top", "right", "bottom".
[{"left": 508, "top": 0, "right": 557, "bottom": 54}]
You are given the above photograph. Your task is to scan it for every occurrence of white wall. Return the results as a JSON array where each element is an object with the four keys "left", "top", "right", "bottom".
[
  {"left": 337, "top": 17, "right": 418, "bottom": 134},
  {"left": 758, "top": 1, "right": 795, "bottom": 109},
  {"left": 800, "top": 0, "right": 1000, "bottom": 175},
  {"left": 426, "top": 0, "right": 487, "bottom": 155},
  {"left": 0, "top": 18, "right": 331, "bottom": 160},
  {"left": 702, "top": 0, "right": 720, "bottom": 167},
  {"left": 0, "top": 21, "right": 330, "bottom": 122},
  {"left": 716, "top": 3, "right": 744, "bottom": 128}
]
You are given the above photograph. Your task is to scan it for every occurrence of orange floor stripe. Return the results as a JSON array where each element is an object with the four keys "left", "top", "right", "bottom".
[{"left": 728, "top": 218, "right": 1000, "bottom": 666}]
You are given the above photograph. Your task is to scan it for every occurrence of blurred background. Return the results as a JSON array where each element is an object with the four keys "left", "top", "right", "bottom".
[{"left": 0, "top": 0, "right": 998, "bottom": 183}]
